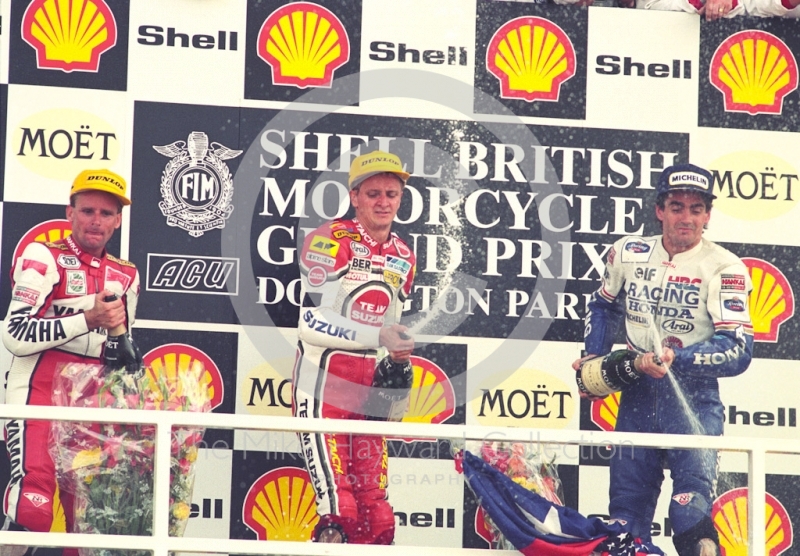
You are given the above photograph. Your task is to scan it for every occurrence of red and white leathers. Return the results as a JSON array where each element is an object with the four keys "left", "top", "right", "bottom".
[
  {"left": 2, "top": 235, "right": 139, "bottom": 541},
  {"left": 292, "top": 218, "right": 415, "bottom": 544},
  {"left": 743, "top": 0, "right": 800, "bottom": 16}
]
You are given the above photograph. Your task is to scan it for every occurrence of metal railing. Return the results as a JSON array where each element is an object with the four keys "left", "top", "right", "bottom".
[{"left": 0, "top": 403, "right": 790, "bottom": 555}]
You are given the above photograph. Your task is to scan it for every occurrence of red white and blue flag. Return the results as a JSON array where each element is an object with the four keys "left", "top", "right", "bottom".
[{"left": 462, "top": 451, "right": 665, "bottom": 556}]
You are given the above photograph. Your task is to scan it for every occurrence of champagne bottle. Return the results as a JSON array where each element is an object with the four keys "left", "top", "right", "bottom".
[
  {"left": 576, "top": 349, "right": 661, "bottom": 397},
  {"left": 363, "top": 357, "right": 413, "bottom": 422},
  {"left": 101, "top": 295, "right": 144, "bottom": 376}
]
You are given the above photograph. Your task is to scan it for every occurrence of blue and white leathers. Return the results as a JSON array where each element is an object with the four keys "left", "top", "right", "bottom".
[{"left": 585, "top": 235, "right": 753, "bottom": 545}]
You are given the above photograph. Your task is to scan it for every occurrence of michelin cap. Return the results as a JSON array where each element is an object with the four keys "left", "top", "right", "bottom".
[
  {"left": 70, "top": 169, "right": 131, "bottom": 206},
  {"left": 348, "top": 150, "right": 410, "bottom": 190},
  {"left": 656, "top": 163, "right": 716, "bottom": 199}
]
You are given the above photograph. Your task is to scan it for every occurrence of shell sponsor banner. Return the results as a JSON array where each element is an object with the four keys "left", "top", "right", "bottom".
[
  {"left": 127, "top": 0, "right": 246, "bottom": 106},
  {"left": 244, "top": 0, "right": 362, "bottom": 105},
  {"left": 8, "top": 0, "right": 130, "bottom": 91},
  {"left": 699, "top": 18, "right": 800, "bottom": 132},
  {"left": 388, "top": 342, "right": 466, "bottom": 459},
  {"left": 712, "top": 472, "right": 800, "bottom": 556},
  {"left": 4, "top": 85, "right": 128, "bottom": 205},
  {"left": 182, "top": 448, "right": 233, "bottom": 541},
  {"left": 228, "top": 452, "right": 315, "bottom": 541},
  {"left": 132, "top": 328, "right": 238, "bottom": 450},
  {"left": 389, "top": 457, "right": 464, "bottom": 547},
  {"left": 586, "top": 9, "right": 699, "bottom": 133},
  {"left": 473, "top": 0, "right": 587, "bottom": 119},
  {"left": 0, "top": 202, "right": 120, "bottom": 319}
]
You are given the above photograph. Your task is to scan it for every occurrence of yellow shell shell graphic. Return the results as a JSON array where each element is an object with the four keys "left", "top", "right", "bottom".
[
  {"left": 591, "top": 391, "right": 622, "bottom": 432},
  {"left": 144, "top": 350, "right": 212, "bottom": 406},
  {"left": 749, "top": 265, "right": 787, "bottom": 336},
  {"left": 487, "top": 17, "right": 575, "bottom": 102},
  {"left": 714, "top": 492, "right": 791, "bottom": 555},
  {"left": 249, "top": 473, "right": 318, "bottom": 541},
  {"left": 257, "top": 3, "right": 350, "bottom": 88},
  {"left": 26, "top": 0, "right": 113, "bottom": 65},
  {"left": 711, "top": 31, "right": 798, "bottom": 115},
  {"left": 404, "top": 364, "right": 449, "bottom": 423}
]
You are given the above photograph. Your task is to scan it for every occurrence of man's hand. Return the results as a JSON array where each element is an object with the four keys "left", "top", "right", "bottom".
[
  {"left": 84, "top": 290, "right": 126, "bottom": 331},
  {"left": 379, "top": 325, "right": 414, "bottom": 362},
  {"left": 635, "top": 348, "right": 674, "bottom": 379},
  {"left": 700, "top": 0, "right": 733, "bottom": 20}
]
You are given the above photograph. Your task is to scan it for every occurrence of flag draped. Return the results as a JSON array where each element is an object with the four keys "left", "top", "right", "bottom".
[{"left": 462, "top": 451, "right": 665, "bottom": 556}]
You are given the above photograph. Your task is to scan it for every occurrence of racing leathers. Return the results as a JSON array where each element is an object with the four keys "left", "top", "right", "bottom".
[
  {"left": 292, "top": 218, "right": 415, "bottom": 544},
  {"left": 585, "top": 235, "right": 753, "bottom": 553},
  {"left": 2, "top": 235, "right": 139, "bottom": 538}
]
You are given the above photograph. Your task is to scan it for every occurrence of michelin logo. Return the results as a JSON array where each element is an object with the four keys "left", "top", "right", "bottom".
[{"left": 669, "top": 171, "right": 710, "bottom": 191}]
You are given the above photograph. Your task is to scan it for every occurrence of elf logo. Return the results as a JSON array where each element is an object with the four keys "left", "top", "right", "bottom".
[
  {"left": 595, "top": 56, "right": 691, "bottom": 79},
  {"left": 395, "top": 507, "right": 455, "bottom": 528}
]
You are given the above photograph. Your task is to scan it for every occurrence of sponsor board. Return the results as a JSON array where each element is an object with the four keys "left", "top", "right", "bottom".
[
  {"left": 133, "top": 329, "right": 238, "bottom": 449},
  {"left": 699, "top": 19, "right": 800, "bottom": 131},
  {"left": 244, "top": 0, "right": 362, "bottom": 105},
  {"left": 182, "top": 448, "right": 232, "bottom": 540},
  {"left": 129, "top": 102, "right": 242, "bottom": 323},
  {"left": 128, "top": 0, "right": 245, "bottom": 104},
  {"left": 8, "top": 0, "right": 130, "bottom": 90},
  {"left": 473, "top": 0, "right": 587, "bottom": 119},
  {"left": 146, "top": 253, "right": 239, "bottom": 295}
]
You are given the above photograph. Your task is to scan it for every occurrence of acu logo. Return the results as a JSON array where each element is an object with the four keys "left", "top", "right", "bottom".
[{"left": 154, "top": 131, "right": 242, "bottom": 237}]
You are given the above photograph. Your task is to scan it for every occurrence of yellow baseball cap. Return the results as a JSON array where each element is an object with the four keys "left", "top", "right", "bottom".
[
  {"left": 70, "top": 169, "right": 131, "bottom": 206},
  {"left": 348, "top": 151, "right": 410, "bottom": 190}
]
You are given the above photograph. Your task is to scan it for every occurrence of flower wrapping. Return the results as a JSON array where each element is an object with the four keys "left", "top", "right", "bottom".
[{"left": 50, "top": 362, "right": 211, "bottom": 556}]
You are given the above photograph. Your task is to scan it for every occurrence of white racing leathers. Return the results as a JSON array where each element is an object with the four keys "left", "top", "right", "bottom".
[
  {"left": 1, "top": 236, "right": 139, "bottom": 543},
  {"left": 584, "top": 235, "right": 753, "bottom": 553},
  {"left": 292, "top": 218, "right": 415, "bottom": 544}
]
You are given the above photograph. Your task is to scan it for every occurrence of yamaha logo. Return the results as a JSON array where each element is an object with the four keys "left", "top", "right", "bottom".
[{"left": 154, "top": 131, "right": 242, "bottom": 237}]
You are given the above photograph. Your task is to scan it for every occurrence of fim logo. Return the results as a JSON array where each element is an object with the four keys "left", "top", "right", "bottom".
[
  {"left": 743, "top": 257, "right": 794, "bottom": 342},
  {"left": 243, "top": 467, "right": 319, "bottom": 541},
  {"left": 142, "top": 344, "right": 225, "bottom": 410},
  {"left": 710, "top": 30, "right": 798, "bottom": 116},
  {"left": 22, "top": 0, "right": 117, "bottom": 73},
  {"left": 712, "top": 487, "right": 793, "bottom": 556},
  {"left": 486, "top": 17, "right": 576, "bottom": 103},
  {"left": 154, "top": 131, "right": 242, "bottom": 238},
  {"left": 146, "top": 254, "right": 239, "bottom": 295},
  {"left": 257, "top": 2, "right": 350, "bottom": 89}
]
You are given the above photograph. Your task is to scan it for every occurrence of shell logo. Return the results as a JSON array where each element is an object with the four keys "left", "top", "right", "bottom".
[
  {"left": 709, "top": 30, "right": 798, "bottom": 116},
  {"left": 22, "top": 0, "right": 117, "bottom": 73},
  {"left": 403, "top": 356, "right": 456, "bottom": 424},
  {"left": 12, "top": 219, "right": 72, "bottom": 264},
  {"left": 474, "top": 506, "right": 493, "bottom": 546},
  {"left": 591, "top": 391, "right": 621, "bottom": 432},
  {"left": 742, "top": 258, "right": 794, "bottom": 343},
  {"left": 256, "top": 2, "right": 350, "bottom": 89},
  {"left": 142, "top": 344, "right": 224, "bottom": 410},
  {"left": 486, "top": 17, "right": 576, "bottom": 103},
  {"left": 393, "top": 356, "right": 456, "bottom": 443},
  {"left": 712, "top": 487, "right": 793, "bottom": 556},
  {"left": 242, "top": 467, "right": 319, "bottom": 541}
]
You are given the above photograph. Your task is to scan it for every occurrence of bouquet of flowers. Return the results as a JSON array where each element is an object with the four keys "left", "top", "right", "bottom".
[
  {"left": 460, "top": 440, "right": 563, "bottom": 550},
  {"left": 50, "top": 361, "right": 211, "bottom": 556}
]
